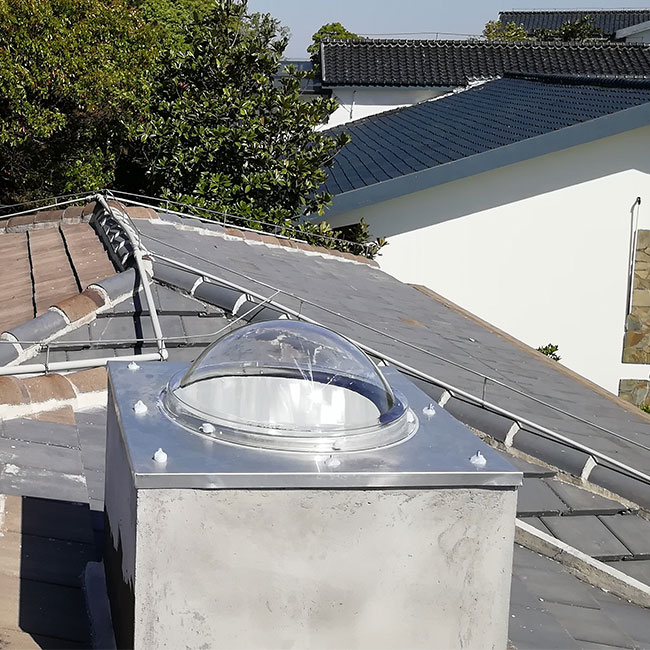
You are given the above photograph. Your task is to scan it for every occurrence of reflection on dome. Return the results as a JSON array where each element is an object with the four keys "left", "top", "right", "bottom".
[{"left": 162, "top": 320, "right": 416, "bottom": 452}]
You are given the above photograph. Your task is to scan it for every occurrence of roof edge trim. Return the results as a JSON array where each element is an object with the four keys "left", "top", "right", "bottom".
[{"left": 616, "top": 18, "right": 650, "bottom": 38}]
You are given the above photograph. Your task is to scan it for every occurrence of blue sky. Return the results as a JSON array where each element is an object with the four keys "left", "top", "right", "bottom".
[{"left": 247, "top": 0, "right": 650, "bottom": 57}]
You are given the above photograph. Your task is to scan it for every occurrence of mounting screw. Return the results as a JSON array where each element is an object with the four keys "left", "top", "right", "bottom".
[
  {"left": 153, "top": 448, "right": 168, "bottom": 464},
  {"left": 133, "top": 400, "right": 148, "bottom": 415},
  {"left": 325, "top": 455, "right": 341, "bottom": 469},
  {"left": 422, "top": 403, "right": 436, "bottom": 417},
  {"left": 470, "top": 450, "right": 487, "bottom": 469}
]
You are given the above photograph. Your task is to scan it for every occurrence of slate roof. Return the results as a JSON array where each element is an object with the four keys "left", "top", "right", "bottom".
[
  {"left": 319, "top": 38, "right": 650, "bottom": 88},
  {"left": 1, "top": 197, "right": 650, "bottom": 648},
  {"left": 322, "top": 74, "right": 650, "bottom": 207},
  {"left": 499, "top": 9, "right": 650, "bottom": 38}
]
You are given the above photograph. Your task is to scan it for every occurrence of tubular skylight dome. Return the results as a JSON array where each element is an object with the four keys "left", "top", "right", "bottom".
[{"left": 162, "top": 320, "right": 416, "bottom": 452}]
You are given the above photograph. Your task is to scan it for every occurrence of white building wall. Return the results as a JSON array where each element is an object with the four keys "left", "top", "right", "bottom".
[
  {"left": 320, "top": 87, "right": 450, "bottom": 129},
  {"left": 326, "top": 126, "right": 650, "bottom": 394}
]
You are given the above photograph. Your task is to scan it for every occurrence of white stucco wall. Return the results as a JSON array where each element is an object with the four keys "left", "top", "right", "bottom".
[
  {"left": 320, "top": 87, "right": 450, "bottom": 129},
  {"left": 326, "top": 126, "right": 650, "bottom": 394}
]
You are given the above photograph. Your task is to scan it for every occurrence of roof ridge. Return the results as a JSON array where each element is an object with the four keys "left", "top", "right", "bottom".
[
  {"left": 503, "top": 70, "right": 650, "bottom": 87},
  {"left": 322, "top": 37, "right": 650, "bottom": 49},
  {"left": 500, "top": 8, "right": 650, "bottom": 14}
]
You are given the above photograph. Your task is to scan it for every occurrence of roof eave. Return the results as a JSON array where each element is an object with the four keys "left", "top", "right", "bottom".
[
  {"left": 616, "top": 19, "right": 650, "bottom": 39},
  {"left": 324, "top": 101, "right": 650, "bottom": 219}
]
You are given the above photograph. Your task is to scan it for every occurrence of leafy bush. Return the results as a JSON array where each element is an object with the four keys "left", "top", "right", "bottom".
[
  {"left": 0, "top": 0, "right": 160, "bottom": 202},
  {"left": 537, "top": 343, "right": 561, "bottom": 361}
]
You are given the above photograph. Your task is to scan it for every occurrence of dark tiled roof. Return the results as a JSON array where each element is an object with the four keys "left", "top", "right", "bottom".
[
  {"left": 323, "top": 75, "right": 650, "bottom": 196},
  {"left": 499, "top": 9, "right": 650, "bottom": 37},
  {"left": 320, "top": 38, "right": 650, "bottom": 87},
  {"left": 277, "top": 59, "right": 322, "bottom": 95}
]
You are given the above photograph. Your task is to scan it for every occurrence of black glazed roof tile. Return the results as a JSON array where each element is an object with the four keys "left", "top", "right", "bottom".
[
  {"left": 499, "top": 10, "right": 650, "bottom": 37},
  {"left": 320, "top": 38, "right": 650, "bottom": 88}
]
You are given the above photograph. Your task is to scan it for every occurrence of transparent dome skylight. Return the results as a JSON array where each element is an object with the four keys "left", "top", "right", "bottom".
[{"left": 162, "top": 320, "right": 416, "bottom": 452}]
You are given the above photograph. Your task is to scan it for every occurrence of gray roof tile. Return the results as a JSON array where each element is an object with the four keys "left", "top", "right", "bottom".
[
  {"left": 545, "top": 479, "right": 628, "bottom": 515},
  {"left": 542, "top": 601, "right": 637, "bottom": 648},
  {"left": 606, "top": 559, "right": 650, "bottom": 585},
  {"left": 517, "top": 478, "right": 568, "bottom": 516},
  {"left": 599, "top": 514, "right": 650, "bottom": 557},
  {"left": 541, "top": 515, "right": 632, "bottom": 560},
  {"left": 324, "top": 76, "right": 650, "bottom": 197}
]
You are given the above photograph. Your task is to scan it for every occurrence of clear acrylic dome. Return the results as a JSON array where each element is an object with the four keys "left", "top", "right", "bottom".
[{"left": 162, "top": 320, "right": 416, "bottom": 452}]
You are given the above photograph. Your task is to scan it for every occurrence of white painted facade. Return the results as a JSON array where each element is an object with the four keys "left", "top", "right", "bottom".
[
  {"left": 325, "top": 126, "right": 650, "bottom": 394},
  {"left": 320, "top": 87, "right": 450, "bottom": 129}
]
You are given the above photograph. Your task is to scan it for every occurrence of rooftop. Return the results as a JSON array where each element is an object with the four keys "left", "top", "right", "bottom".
[
  {"left": 499, "top": 9, "right": 650, "bottom": 38},
  {"left": 0, "top": 195, "right": 649, "bottom": 647},
  {"left": 319, "top": 37, "right": 650, "bottom": 88},
  {"left": 322, "top": 74, "right": 650, "bottom": 215}
]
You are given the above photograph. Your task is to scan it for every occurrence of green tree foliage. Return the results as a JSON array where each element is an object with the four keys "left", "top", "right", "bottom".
[
  {"left": 129, "top": 1, "right": 378, "bottom": 253},
  {"left": 0, "top": 0, "right": 160, "bottom": 202},
  {"left": 537, "top": 343, "right": 561, "bottom": 361},
  {"left": 483, "top": 20, "right": 528, "bottom": 41},
  {"left": 132, "top": 0, "right": 214, "bottom": 49},
  {"left": 483, "top": 16, "right": 603, "bottom": 42},
  {"left": 308, "top": 22, "right": 359, "bottom": 57},
  {"left": 532, "top": 17, "right": 603, "bottom": 42},
  {"left": 0, "top": 0, "right": 380, "bottom": 257}
]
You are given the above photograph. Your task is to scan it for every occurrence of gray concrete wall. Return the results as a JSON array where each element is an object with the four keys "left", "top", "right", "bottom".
[
  {"left": 132, "top": 487, "right": 517, "bottom": 650},
  {"left": 104, "top": 393, "right": 137, "bottom": 650}
]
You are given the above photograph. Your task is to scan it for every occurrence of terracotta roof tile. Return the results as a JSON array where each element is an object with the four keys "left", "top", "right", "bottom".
[
  {"left": 81, "top": 288, "right": 105, "bottom": 309},
  {"left": 0, "top": 367, "right": 111, "bottom": 412},
  {"left": 61, "top": 223, "right": 115, "bottom": 289},
  {"left": 0, "top": 214, "right": 115, "bottom": 334},
  {"left": 55, "top": 293, "right": 100, "bottom": 323},
  {"left": 0, "top": 376, "right": 31, "bottom": 405},
  {"left": 5, "top": 214, "right": 35, "bottom": 232},
  {"left": 32, "top": 209, "right": 64, "bottom": 226},
  {"left": 23, "top": 374, "right": 75, "bottom": 402},
  {"left": 258, "top": 234, "right": 281, "bottom": 246},
  {"left": 29, "top": 228, "right": 79, "bottom": 316},
  {"left": 66, "top": 367, "right": 106, "bottom": 394},
  {"left": 0, "top": 233, "right": 33, "bottom": 332},
  {"left": 125, "top": 206, "right": 158, "bottom": 219}
]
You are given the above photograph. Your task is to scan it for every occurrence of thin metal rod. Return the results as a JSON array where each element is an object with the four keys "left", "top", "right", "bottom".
[
  {"left": 0, "top": 353, "right": 162, "bottom": 377},
  {"left": 0, "top": 190, "right": 96, "bottom": 213},
  {"left": 94, "top": 195, "right": 168, "bottom": 361},
  {"left": 110, "top": 192, "right": 375, "bottom": 250},
  {"left": 142, "top": 228, "right": 650, "bottom": 454},
  {"left": 0, "top": 195, "right": 96, "bottom": 221},
  {"left": 153, "top": 253, "right": 650, "bottom": 487},
  {"left": 627, "top": 197, "right": 642, "bottom": 316}
]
